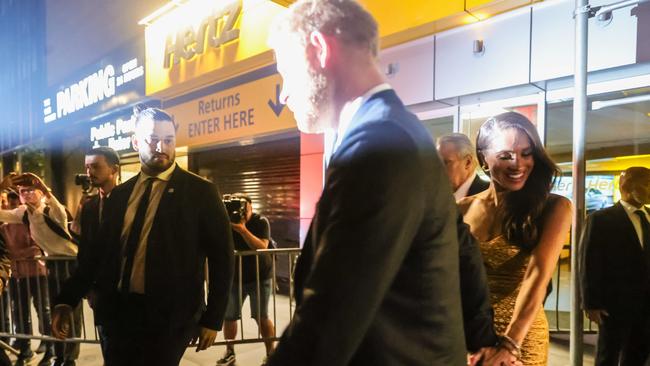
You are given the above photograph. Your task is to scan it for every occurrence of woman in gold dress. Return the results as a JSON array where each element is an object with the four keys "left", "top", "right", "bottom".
[{"left": 458, "top": 112, "right": 572, "bottom": 366}]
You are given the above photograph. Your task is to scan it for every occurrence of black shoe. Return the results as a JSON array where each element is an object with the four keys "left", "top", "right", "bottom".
[
  {"left": 15, "top": 351, "right": 34, "bottom": 366},
  {"left": 37, "top": 348, "right": 54, "bottom": 366},
  {"left": 51, "top": 359, "right": 63, "bottom": 366},
  {"left": 216, "top": 349, "right": 236, "bottom": 365},
  {"left": 35, "top": 341, "right": 47, "bottom": 354}
]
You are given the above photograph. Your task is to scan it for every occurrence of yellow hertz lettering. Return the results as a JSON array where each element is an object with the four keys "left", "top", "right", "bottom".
[{"left": 164, "top": 0, "right": 242, "bottom": 68}]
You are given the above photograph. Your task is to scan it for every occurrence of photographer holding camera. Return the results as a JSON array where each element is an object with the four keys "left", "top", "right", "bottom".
[
  {"left": 0, "top": 171, "right": 80, "bottom": 366},
  {"left": 218, "top": 193, "right": 276, "bottom": 366},
  {"left": 53, "top": 146, "right": 120, "bottom": 360}
]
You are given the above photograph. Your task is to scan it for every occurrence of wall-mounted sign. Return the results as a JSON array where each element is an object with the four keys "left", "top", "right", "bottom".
[
  {"left": 164, "top": 0, "right": 242, "bottom": 68},
  {"left": 165, "top": 69, "right": 295, "bottom": 148},
  {"left": 89, "top": 115, "right": 136, "bottom": 153},
  {"left": 145, "top": 0, "right": 287, "bottom": 95},
  {"left": 42, "top": 39, "right": 145, "bottom": 127}
]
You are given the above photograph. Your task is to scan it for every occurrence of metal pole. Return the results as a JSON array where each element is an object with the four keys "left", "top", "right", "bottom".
[
  {"left": 595, "top": 0, "right": 649, "bottom": 18},
  {"left": 572, "top": 0, "right": 588, "bottom": 365}
]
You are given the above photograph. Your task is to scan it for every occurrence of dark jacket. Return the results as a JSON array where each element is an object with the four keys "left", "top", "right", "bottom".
[
  {"left": 467, "top": 174, "right": 489, "bottom": 197},
  {"left": 580, "top": 202, "right": 650, "bottom": 313},
  {"left": 57, "top": 165, "right": 234, "bottom": 331},
  {"left": 268, "top": 90, "right": 466, "bottom": 366}
]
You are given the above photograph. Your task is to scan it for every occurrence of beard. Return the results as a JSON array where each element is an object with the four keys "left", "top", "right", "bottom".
[
  {"left": 293, "top": 66, "right": 335, "bottom": 134},
  {"left": 141, "top": 152, "right": 174, "bottom": 174}
]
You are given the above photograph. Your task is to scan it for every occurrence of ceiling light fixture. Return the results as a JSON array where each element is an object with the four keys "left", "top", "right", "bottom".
[{"left": 591, "top": 94, "right": 650, "bottom": 110}]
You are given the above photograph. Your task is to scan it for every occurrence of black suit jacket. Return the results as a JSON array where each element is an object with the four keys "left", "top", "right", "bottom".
[
  {"left": 580, "top": 202, "right": 650, "bottom": 313},
  {"left": 55, "top": 195, "right": 102, "bottom": 310},
  {"left": 268, "top": 90, "right": 466, "bottom": 366},
  {"left": 467, "top": 175, "right": 489, "bottom": 197},
  {"left": 58, "top": 165, "right": 234, "bottom": 330}
]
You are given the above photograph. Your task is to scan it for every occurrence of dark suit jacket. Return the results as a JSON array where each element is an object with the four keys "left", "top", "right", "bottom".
[
  {"left": 457, "top": 213, "right": 498, "bottom": 351},
  {"left": 57, "top": 165, "right": 234, "bottom": 331},
  {"left": 467, "top": 174, "right": 489, "bottom": 197},
  {"left": 580, "top": 202, "right": 650, "bottom": 314},
  {"left": 55, "top": 195, "right": 102, "bottom": 310},
  {"left": 268, "top": 90, "right": 466, "bottom": 366}
]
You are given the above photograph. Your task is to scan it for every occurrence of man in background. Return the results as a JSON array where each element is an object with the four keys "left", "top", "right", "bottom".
[
  {"left": 54, "top": 146, "right": 120, "bottom": 358},
  {"left": 0, "top": 173, "right": 79, "bottom": 366},
  {"left": 218, "top": 193, "right": 275, "bottom": 366},
  {"left": 581, "top": 166, "right": 650, "bottom": 365},
  {"left": 437, "top": 133, "right": 489, "bottom": 201}
]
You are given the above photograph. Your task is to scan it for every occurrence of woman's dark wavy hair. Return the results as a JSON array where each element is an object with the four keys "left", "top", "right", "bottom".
[{"left": 476, "top": 112, "right": 560, "bottom": 250}]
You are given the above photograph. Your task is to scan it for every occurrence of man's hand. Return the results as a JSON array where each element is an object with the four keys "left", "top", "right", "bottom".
[
  {"left": 15, "top": 173, "right": 51, "bottom": 197},
  {"left": 0, "top": 172, "right": 18, "bottom": 191},
  {"left": 191, "top": 326, "right": 218, "bottom": 352},
  {"left": 585, "top": 309, "right": 609, "bottom": 324},
  {"left": 230, "top": 219, "right": 247, "bottom": 234},
  {"left": 52, "top": 304, "right": 74, "bottom": 339},
  {"left": 479, "top": 347, "right": 522, "bottom": 366}
]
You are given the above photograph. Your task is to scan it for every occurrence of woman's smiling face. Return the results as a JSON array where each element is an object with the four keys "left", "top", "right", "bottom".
[{"left": 482, "top": 127, "right": 535, "bottom": 192}]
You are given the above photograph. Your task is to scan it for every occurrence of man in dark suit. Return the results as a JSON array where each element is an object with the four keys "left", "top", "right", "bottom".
[
  {"left": 53, "top": 146, "right": 120, "bottom": 358},
  {"left": 437, "top": 133, "right": 489, "bottom": 201},
  {"left": 581, "top": 166, "right": 650, "bottom": 366},
  {"left": 52, "top": 106, "right": 234, "bottom": 366},
  {"left": 266, "top": 1, "right": 476, "bottom": 365}
]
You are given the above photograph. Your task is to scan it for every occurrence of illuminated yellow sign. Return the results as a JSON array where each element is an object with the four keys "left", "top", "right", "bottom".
[
  {"left": 145, "top": 0, "right": 287, "bottom": 95},
  {"left": 144, "top": 0, "right": 510, "bottom": 95},
  {"left": 163, "top": 0, "right": 242, "bottom": 68},
  {"left": 167, "top": 73, "right": 296, "bottom": 148}
]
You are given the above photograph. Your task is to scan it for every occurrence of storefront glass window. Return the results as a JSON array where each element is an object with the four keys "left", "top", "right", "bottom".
[{"left": 545, "top": 85, "right": 650, "bottom": 331}]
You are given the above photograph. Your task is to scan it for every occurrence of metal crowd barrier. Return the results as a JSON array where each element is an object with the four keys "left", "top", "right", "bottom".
[
  {"left": 0, "top": 250, "right": 302, "bottom": 350},
  {"left": 546, "top": 244, "right": 597, "bottom": 334}
]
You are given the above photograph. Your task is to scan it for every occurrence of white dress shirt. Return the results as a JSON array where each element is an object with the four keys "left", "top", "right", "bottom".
[
  {"left": 454, "top": 173, "right": 478, "bottom": 201},
  {"left": 119, "top": 163, "right": 175, "bottom": 294},
  {"left": 0, "top": 196, "right": 77, "bottom": 257},
  {"left": 620, "top": 200, "right": 650, "bottom": 249},
  {"left": 327, "top": 83, "right": 393, "bottom": 160}
]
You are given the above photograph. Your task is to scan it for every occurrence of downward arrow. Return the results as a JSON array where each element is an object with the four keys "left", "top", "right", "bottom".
[{"left": 268, "top": 84, "right": 285, "bottom": 117}]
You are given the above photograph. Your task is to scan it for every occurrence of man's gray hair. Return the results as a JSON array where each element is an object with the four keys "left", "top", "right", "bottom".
[
  {"left": 437, "top": 133, "right": 478, "bottom": 165},
  {"left": 268, "top": 0, "right": 379, "bottom": 57}
]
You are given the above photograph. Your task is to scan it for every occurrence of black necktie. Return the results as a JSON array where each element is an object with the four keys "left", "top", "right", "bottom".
[
  {"left": 634, "top": 210, "right": 650, "bottom": 279},
  {"left": 121, "top": 178, "right": 154, "bottom": 292}
]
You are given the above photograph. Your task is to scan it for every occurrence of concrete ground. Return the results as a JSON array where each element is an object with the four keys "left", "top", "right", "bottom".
[{"left": 8, "top": 293, "right": 596, "bottom": 365}]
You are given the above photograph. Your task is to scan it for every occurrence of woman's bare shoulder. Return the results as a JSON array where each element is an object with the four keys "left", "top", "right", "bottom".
[{"left": 541, "top": 193, "right": 573, "bottom": 224}]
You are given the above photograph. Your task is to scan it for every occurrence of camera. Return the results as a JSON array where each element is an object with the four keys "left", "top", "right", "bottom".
[
  {"left": 74, "top": 174, "right": 92, "bottom": 193},
  {"left": 223, "top": 194, "right": 248, "bottom": 223}
]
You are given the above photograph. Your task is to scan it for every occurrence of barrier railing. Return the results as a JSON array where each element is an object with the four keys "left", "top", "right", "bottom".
[{"left": 0, "top": 249, "right": 302, "bottom": 351}]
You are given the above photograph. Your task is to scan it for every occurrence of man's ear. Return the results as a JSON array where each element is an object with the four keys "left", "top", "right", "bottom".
[
  {"left": 131, "top": 134, "right": 140, "bottom": 152},
  {"left": 463, "top": 155, "right": 474, "bottom": 170},
  {"left": 309, "top": 30, "right": 330, "bottom": 69}
]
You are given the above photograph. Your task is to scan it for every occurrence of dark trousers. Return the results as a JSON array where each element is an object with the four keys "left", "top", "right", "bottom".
[
  {"left": 47, "top": 260, "right": 82, "bottom": 361},
  {"left": 596, "top": 308, "right": 650, "bottom": 366},
  {"left": 9, "top": 276, "right": 52, "bottom": 354},
  {"left": 103, "top": 294, "right": 196, "bottom": 366}
]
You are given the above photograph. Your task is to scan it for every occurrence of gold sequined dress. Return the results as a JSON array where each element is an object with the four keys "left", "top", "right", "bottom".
[{"left": 480, "top": 235, "right": 549, "bottom": 366}]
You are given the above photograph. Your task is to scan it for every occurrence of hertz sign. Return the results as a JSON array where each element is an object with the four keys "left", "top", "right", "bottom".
[
  {"left": 144, "top": 0, "right": 289, "bottom": 95},
  {"left": 163, "top": 0, "right": 242, "bottom": 68}
]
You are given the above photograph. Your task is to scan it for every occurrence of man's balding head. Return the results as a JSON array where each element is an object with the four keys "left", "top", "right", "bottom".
[{"left": 620, "top": 167, "right": 650, "bottom": 207}]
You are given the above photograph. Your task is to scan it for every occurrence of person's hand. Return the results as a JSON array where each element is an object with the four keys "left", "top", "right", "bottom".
[
  {"left": 230, "top": 219, "right": 246, "bottom": 234},
  {"left": 15, "top": 173, "right": 50, "bottom": 196},
  {"left": 585, "top": 309, "right": 609, "bottom": 324},
  {"left": 52, "top": 304, "right": 74, "bottom": 339},
  {"left": 191, "top": 326, "right": 218, "bottom": 352},
  {"left": 482, "top": 347, "right": 522, "bottom": 366},
  {"left": 0, "top": 172, "right": 18, "bottom": 191}
]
